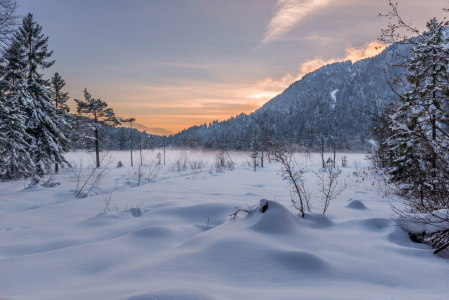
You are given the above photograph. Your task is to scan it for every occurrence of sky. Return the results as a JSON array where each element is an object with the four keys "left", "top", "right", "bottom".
[{"left": 17, "top": 0, "right": 449, "bottom": 133}]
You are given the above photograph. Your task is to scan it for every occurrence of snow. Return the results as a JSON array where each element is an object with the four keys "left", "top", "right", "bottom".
[
  {"left": 0, "top": 150, "right": 447, "bottom": 299},
  {"left": 330, "top": 89, "right": 339, "bottom": 109}
]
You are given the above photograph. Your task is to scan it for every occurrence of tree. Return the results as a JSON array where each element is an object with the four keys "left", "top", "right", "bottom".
[
  {"left": 380, "top": 9, "right": 449, "bottom": 254},
  {"left": 50, "top": 72, "right": 70, "bottom": 114},
  {"left": 271, "top": 143, "right": 310, "bottom": 218},
  {"left": 2, "top": 39, "right": 26, "bottom": 85},
  {"left": 75, "top": 89, "right": 120, "bottom": 167},
  {"left": 50, "top": 72, "right": 70, "bottom": 173},
  {"left": 14, "top": 13, "right": 55, "bottom": 80},
  {"left": 0, "top": 81, "right": 34, "bottom": 179},
  {"left": 387, "top": 18, "right": 449, "bottom": 195},
  {"left": 6, "top": 13, "right": 70, "bottom": 176},
  {"left": 0, "top": 0, "right": 19, "bottom": 48},
  {"left": 120, "top": 118, "right": 136, "bottom": 167}
]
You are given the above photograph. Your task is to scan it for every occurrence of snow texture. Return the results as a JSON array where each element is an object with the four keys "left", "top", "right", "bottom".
[
  {"left": 330, "top": 89, "right": 339, "bottom": 109},
  {"left": 0, "top": 150, "right": 447, "bottom": 300}
]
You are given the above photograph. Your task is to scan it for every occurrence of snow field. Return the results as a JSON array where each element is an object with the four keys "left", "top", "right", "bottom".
[{"left": 0, "top": 150, "right": 447, "bottom": 299}]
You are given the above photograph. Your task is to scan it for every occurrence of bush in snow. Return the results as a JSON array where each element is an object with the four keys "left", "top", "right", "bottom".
[
  {"left": 271, "top": 143, "right": 311, "bottom": 218},
  {"left": 316, "top": 162, "right": 346, "bottom": 214}
]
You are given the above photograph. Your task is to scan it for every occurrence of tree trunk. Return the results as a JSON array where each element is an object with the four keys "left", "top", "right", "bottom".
[
  {"left": 432, "top": 59, "right": 437, "bottom": 171},
  {"left": 434, "top": 241, "right": 449, "bottom": 255},
  {"left": 130, "top": 123, "right": 133, "bottom": 167},
  {"left": 139, "top": 133, "right": 142, "bottom": 166},
  {"left": 55, "top": 99, "right": 59, "bottom": 173},
  {"left": 95, "top": 124, "right": 100, "bottom": 168},
  {"left": 321, "top": 137, "right": 325, "bottom": 168},
  {"left": 333, "top": 141, "right": 336, "bottom": 168}
]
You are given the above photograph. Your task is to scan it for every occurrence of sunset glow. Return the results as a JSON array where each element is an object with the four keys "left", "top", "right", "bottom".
[{"left": 18, "top": 0, "right": 446, "bottom": 133}]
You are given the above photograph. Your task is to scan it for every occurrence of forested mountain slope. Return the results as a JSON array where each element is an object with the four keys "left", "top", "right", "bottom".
[{"left": 168, "top": 43, "right": 411, "bottom": 151}]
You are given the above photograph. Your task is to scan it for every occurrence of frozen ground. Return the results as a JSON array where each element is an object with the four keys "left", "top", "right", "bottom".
[{"left": 0, "top": 150, "right": 447, "bottom": 300}]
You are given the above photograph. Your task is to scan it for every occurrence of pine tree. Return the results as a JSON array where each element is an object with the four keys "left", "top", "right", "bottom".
[
  {"left": 385, "top": 18, "right": 449, "bottom": 253},
  {"left": 50, "top": 72, "right": 71, "bottom": 173},
  {"left": 12, "top": 13, "right": 70, "bottom": 176},
  {"left": 0, "top": 81, "right": 34, "bottom": 179},
  {"left": 50, "top": 72, "right": 70, "bottom": 114},
  {"left": 75, "top": 89, "right": 120, "bottom": 167},
  {"left": 387, "top": 18, "right": 449, "bottom": 195},
  {"left": 14, "top": 13, "right": 54, "bottom": 80},
  {"left": 2, "top": 40, "right": 26, "bottom": 86},
  {"left": 26, "top": 80, "right": 71, "bottom": 176}
]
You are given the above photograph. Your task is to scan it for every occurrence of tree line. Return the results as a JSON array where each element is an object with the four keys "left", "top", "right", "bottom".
[{"left": 0, "top": 6, "right": 161, "bottom": 179}]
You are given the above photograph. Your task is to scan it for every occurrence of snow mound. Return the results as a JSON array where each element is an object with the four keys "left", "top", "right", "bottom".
[
  {"left": 250, "top": 200, "right": 299, "bottom": 234},
  {"left": 275, "top": 249, "right": 329, "bottom": 272},
  {"left": 304, "top": 213, "right": 334, "bottom": 228},
  {"left": 126, "top": 287, "right": 217, "bottom": 300},
  {"left": 346, "top": 199, "right": 368, "bottom": 210}
]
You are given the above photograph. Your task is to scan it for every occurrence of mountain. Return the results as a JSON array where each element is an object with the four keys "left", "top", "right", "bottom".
[
  {"left": 117, "top": 117, "right": 174, "bottom": 136},
  {"left": 167, "top": 42, "right": 411, "bottom": 151}
]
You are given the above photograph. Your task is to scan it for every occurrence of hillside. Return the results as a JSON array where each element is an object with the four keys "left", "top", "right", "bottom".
[{"left": 168, "top": 42, "right": 411, "bottom": 151}]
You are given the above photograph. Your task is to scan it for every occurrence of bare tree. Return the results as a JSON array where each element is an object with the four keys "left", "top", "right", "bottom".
[
  {"left": 63, "top": 153, "right": 86, "bottom": 196},
  {"left": 316, "top": 162, "right": 346, "bottom": 214},
  {"left": 132, "top": 164, "right": 146, "bottom": 186},
  {"left": 100, "top": 189, "right": 114, "bottom": 213},
  {"left": 229, "top": 204, "right": 252, "bottom": 219},
  {"left": 190, "top": 158, "right": 206, "bottom": 178},
  {"left": 121, "top": 118, "right": 136, "bottom": 167},
  {"left": 146, "top": 159, "right": 160, "bottom": 182},
  {"left": 172, "top": 151, "right": 189, "bottom": 172},
  {"left": 271, "top": 143, "right": 309, "bottom": 218},
  {"left": 319, "top": 134, "right": 325, "bottom": 168},
  {"left": 75, "top": 153, "right": 114, "bottom": 198},
  {"left": 215, "top": 150, "right": 233, "bottom": 172},
  {"left": 250, "top": 151, "right": 259, "bottom": 172}
]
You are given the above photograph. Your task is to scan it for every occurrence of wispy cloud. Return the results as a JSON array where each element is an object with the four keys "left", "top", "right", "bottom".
[{"left": 262, "top": 0, "right": 331, "bottom": 45}]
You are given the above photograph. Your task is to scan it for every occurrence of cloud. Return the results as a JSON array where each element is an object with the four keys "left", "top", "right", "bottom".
[
  {"left": 74, "top": 41, "right": 383, "bottom": 133},
  {"left": 296, "top": 40, "right": 383, "bottom": 78},
  {"left": 344, "top": 40, "right": 383, "bottom": 63},
  {"left": 249, "top": 40, "right": 383, "bottom": 98},
  {"left": 262, "top": 0, "right": 331, "bottom": 45}
]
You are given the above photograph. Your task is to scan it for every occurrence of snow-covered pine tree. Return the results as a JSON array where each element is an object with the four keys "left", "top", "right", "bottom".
[
  {"left": 385, "top": 18, "right": 449, "bottom": 253},
  {"left": 0, "top": 80, "right": 34, "bottom": 179},
  {"left": 2, "top": 40, "right": 26, "bottom": 86},
  {"left": 75, "top": 88, "right": 120, "bottom": 167},
  {"left": 387, "top": 18, "right": 449, "bottom": 192},
  {"left": 26, "top": 81, "right": 71, "bottom": 176},
  {"left": 50, "top": 72, "right": 70, "bottom": 114},
  {"left": 0, "top": 0, "right": 19, "bottom": 48},
  {"left": 15, "top": 13, "right": 54, "bottom": 80},
  {"left": 50, "top": 72, "right": 71, "bottom": 173},
  {"left": 13, "top": 13, "right": 69, "bottom": 176}
]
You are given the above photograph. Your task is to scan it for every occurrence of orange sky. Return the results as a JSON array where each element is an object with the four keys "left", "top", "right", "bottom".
[{"left": 22, "top": 0, "right": 446, "bottom": 133}]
